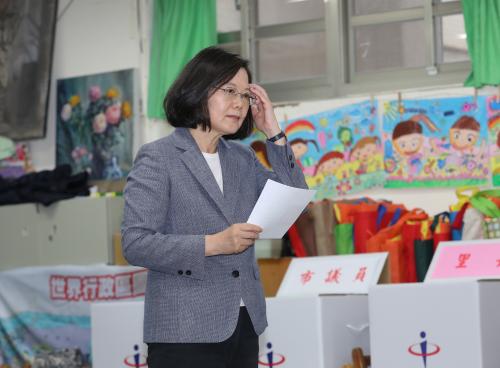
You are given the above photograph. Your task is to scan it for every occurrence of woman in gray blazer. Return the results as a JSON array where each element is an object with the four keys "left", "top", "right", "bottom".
[{"left": 122, "top": 46, "right": 307, "bottom": 368}]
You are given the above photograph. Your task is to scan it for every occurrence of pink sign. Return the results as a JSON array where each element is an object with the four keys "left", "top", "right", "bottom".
[{"left": 430, "top": 242, "right": 500, "bottom": 280}]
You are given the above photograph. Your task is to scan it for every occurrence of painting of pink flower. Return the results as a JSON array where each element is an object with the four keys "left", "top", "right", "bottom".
[
  {"left": 106, "top": 103, "right": 122, "bottom": 125},
  {"left": 56, "top": 69, "right": 134, "bottom": 180},
  {"left": 71, "top": 146, "right": 88, "bottom": 160},
  {"left": 93, "top": 113, "right": 107, "bottom": 133},
  {"left": 89, "top": 86, "right": 102, "bottom": 102},
  {"left": 60, "top": 104, "right": 72, "bottom": 122}
]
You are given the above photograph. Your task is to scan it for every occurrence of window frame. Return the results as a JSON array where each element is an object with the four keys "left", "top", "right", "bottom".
[{"left": 216, "top": 0, "right": 470, "bottom": 103}]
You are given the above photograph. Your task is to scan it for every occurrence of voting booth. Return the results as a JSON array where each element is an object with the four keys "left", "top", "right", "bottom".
[
  {"left": 259, "top": 253, "right": 388, "bottom": 368},
  {"left": 369, "top": 240, "right": 500, "bottom": 368},
  {"left": 91, "top": 301, "right": 146, "bottom": 368},
  {"left": 91, "top": 253, "right": 388, "bottom": 368}
]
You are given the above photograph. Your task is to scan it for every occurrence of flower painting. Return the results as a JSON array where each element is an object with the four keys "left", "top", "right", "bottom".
[{"left": 56, "top": 69, "right": 135, "bottom": 180}]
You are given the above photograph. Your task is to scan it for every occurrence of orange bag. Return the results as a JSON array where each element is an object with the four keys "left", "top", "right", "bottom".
[
  {"left": 352, "top": 203, "right": 379, "bottom": 254},
  {"left": 366, "top": 209, "right": 428, "bottom": 283},
  {"left": 333, "top": 198, "right": 377, "bottom": 224},
  {"left": 376, "top": 202, "right": 408, "bottom": 229},
  {"left": 431, "top": 212, "right": 452, "bottom": 250},
  {"left": 382, "top": 236, "right": 405, "bottom": 283}
]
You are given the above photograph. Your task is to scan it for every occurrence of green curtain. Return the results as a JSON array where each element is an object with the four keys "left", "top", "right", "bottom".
[
  {"left": 462, "top": 0, "right": 500, "bottom": 87},
  {"left": 147, "top": 0, "right": 217, "bottom": 119}
]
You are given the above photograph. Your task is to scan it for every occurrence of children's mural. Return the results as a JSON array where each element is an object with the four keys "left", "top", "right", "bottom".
[
  {"left": 487, "top": 95, "right": 500, "bottom": 186},
  {"left": 383, "top": 96, "right": 489, "bottom": 188},
  {"left": 244, "top": 101, "right": 385, "bottom": 199}
]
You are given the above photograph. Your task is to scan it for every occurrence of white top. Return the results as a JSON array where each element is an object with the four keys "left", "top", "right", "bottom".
[
  {"left": 202, "top": 152, "right": 223, "bottom": 193},
  {"left": 202, "top": 151, "right": 245, "bottom": 307}
]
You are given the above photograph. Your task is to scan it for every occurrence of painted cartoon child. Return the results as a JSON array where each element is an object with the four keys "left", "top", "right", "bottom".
[
  {"left": 494, "top": 129, "right": 500, "bottom": 177},
  {"left": 315, "top": 151, "right": 344, "bottom": 178},
  {"left": 446, "top": 116, "right": 485, "bottom": 171},
  {"left": 392, "top": 119, "right": 425, "bottom": 177},
  {"left": 290, "top": 138, "right": 319, "bottom": 175},
  {"left": 449, "top": 116, "right": 481, "bottom": 153},
  {"left": 350, "top": 136, "right": 380, "bottom": 174}
]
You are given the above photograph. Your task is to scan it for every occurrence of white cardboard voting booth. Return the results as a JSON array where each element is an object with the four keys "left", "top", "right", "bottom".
[
  {"left": 259, "top": 295, "right": 371, "bottom": 367},
  {"left": 90, "top": 253, "right": 388, "bottom": 368},
  {"left": 369, "top": 240, "right": 500, "bottom": 368},
  {"left": 259, "top": 253, "right": 388, "bottom": 368},
  {"left": 91, "top": 301, "right": 146, "bottom": 368}
]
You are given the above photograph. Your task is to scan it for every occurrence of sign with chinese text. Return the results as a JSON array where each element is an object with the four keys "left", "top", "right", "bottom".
[
  {"left": 426, "top": 239, "right": 500, "bottom": 282},
  {"left": 0, "top": 264, "right": 145, "bottom": 367},
  {"left": 276, "top": 253, "right": 388, "bottom": 297}
]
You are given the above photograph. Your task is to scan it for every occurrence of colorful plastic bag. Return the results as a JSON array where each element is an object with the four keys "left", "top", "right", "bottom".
[
  {"left": 469, "top": 189, "right": 500, "bottom": 239},
  {"left": 431, "top": 212, "right": 452, "bottom": 250},
  {"left": 353, "top": 203, "right": 379, "bottom": 254},
  {"left": 414, "top": 238, "right": 434, "bottom": 282},
  {"left": 335, "top": 223, "right": 354, "bottom": 255},
  {"left": 310, "top": 199, "right": 336, "bottom": 255},
  {"left": 367, "top": 209, "right": 428, "bottom": 283}
]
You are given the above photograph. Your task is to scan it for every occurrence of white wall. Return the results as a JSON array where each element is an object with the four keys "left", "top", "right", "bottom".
[
  {"left": 26, "top": 0, "right": 173, "bottom": 170},
  {"left": 24, "top": 0, "right": 496, "bottom": 218}
]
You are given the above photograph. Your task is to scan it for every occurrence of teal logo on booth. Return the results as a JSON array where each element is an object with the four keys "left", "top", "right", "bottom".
[
  {"left": 258, "top": 342, "right": 286, "bottom": 367},
  {"left": 124, "top": 344, "right": 147, "bottom": 367},
  {"left": 408, "top": 331, "right": 441, "bottom": 367}
]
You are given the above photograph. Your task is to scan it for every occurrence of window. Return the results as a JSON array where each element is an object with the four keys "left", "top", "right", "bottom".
[
  {"left": 216, "top": 0, "right": 241, "bottom": 53},
  {"left": 344, "top": 0, "right": 469, "bottom": 94},
  {"left": 256, "top": 0, "right": 324, "bottom": 26},
  {"left": 352, "top": 0, "right": 424, "bottom": 16},
  {"left": 217, "top": 0, "right": 470, "bottom": 103},
  {"left": 218, "top": 0, "right": 333, "bottom": 102},
  {"left": 257, "top": 32, "right": 326, "bottom": 82},
  {"left": 435, "top": 14, "right": 468, "bottom": 63},
  {"left": 353, "top": 20, "right": 427, "bottom": 73}
]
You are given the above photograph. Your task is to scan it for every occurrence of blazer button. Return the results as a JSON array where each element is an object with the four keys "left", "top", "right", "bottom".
[
  {"left": 186, "top": 270, "right": 192, "bottom": 276},
  {"left": 291, "top": 163, "right": 295, "bottom": 168},
  {"left": 232, "top": 270, "right": 240, "bottom": 278},
  {"left": 178, "top": 270, "right": 183, "bottom": 275},
  {"left": 289, "top": 154, "right": 293, "bottom": 160}
]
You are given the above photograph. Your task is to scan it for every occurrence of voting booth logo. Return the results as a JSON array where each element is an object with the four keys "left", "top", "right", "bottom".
[
  {"left": 123, "top": 344, "right": 147, "bottom": 367},
  {"left": 258, "top": 342, "right": 286, "bottom": 367},
  {"left": 407, "top": 331, "right": 441, "bottom": 367}
]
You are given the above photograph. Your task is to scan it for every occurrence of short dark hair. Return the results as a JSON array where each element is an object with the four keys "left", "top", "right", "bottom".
[
  {"left": 392, "top": 120, "right": 423, "bottom": 140},
  {"left": 451, "top": 115, "right": 480, "bottom": 132},
  {"left": 164, "top": 46, "right": 254, "bottom": 140}
]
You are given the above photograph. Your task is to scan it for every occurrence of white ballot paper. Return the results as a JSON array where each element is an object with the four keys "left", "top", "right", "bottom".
[{"left": 247, "top": 179, "right": 316, "bottom": 239}]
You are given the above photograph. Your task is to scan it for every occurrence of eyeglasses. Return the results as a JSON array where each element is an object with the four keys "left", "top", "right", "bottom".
[{"left": 218, "top": 87, "right": 257, "bottom": 106}]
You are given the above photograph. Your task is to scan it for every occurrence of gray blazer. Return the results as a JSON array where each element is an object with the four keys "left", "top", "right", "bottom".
[{"left": 121, "top": 127, "right": 307, "bottom": 343}]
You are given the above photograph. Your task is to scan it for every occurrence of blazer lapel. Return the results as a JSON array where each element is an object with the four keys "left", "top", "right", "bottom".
[
  {"left": 219, "top": 141, "right": 240, "bottom": 222},
  {"left": 173, "top": 128, "right": 233, "bottom": 224}
]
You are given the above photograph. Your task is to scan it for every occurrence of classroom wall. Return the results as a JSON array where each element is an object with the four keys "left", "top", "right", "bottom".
[
  {"left": 26, "top": 0, "right": 153, "bottom": 171},
  {"left": 24, "top": 0, "right": 496, "bottom": 220}
]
